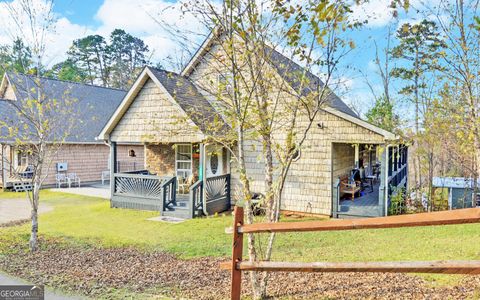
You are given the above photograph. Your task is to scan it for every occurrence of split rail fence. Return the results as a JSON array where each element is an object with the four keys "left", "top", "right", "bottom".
[{"left": 221, "top": 206, "right": 480, "bottom": 300}]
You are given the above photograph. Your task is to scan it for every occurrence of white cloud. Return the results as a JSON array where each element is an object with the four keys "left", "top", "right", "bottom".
[
  {"left": 94, "top": 0, "right": 206, "bottom": 63},
  {"left": 0, "top": 0, "right": 93, "bottom": 66},
  {"left": 350, "top": 0, "right": 396, "bottom": 27},
  {"left": 0, "top": 0, "right": 206, "bottom": 68}
]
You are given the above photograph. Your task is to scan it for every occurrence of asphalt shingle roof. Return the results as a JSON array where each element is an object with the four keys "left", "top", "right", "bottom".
[
  {"left": 148, "top": 67, "right": 227, "bottom": 134},
  {"left": 1, "top": 73, "right": 126, "bottom": 143},
  {"left": 266, "top": 47, "right": 358, "bottom": 118}
]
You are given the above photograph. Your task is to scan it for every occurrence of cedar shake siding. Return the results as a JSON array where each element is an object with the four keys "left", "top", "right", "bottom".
[
  {"left": 230, "top": 110, "right": 385, "bottom": 216},
  {"left": 1, "top": 144, "right": 144, "bottom": 187},
  {"left": 110, "top": 78, "right": 204, "bottom": 144},
  {"left": 42, "top": 144, "right": 144, "bottom": 186},
  {"left": 99, "top": 38, "right": 398, "bottom": 217},
  {"left": 186, "top": 41, "right": 387, "bottom": 215}
]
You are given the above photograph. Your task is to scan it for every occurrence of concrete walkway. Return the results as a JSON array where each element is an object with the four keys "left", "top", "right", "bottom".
[
  {"left": 0, "top": 272, "right": 82, "bottom": 299},
  {"left": 0, "top": 199, "right": 52, "bottom": 225},
  {"left": 50, "top": 183, "right": 110, "bottom": 199}
]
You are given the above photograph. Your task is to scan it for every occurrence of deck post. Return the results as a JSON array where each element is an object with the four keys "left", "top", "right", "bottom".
[
  {"left": 1, "top": 144, "right": 6, "bottom": 189},
  {"left": 109, "top": 141, "right": 117, "bottom": 207},
  {"left": 332, "top": 178, "right": 340, "bottom": 218},
  {"left": 231, "top": 206, "right": 244, "bottom": 300},
  {"left": 379, "top": 145, "right": 388, "bottom": 216}
]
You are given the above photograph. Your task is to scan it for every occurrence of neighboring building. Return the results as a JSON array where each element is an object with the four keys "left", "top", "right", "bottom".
[
  {"left": 98, "top": 34, "right": 407, "bottom": 219},
  {"left": 0, "top": 73, "right": 145, "bottom": 189},
  {"left": 432, "top": 177, "right": 479, "bottom": 210}
]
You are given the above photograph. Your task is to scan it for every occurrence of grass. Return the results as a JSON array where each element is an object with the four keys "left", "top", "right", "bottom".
[{"left": 1, "top": 190, "right": 480, "bottom": 285}]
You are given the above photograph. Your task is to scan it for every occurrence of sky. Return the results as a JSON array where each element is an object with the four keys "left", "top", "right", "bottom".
[{"left": 0, "top": 0, "right": 453, "bottom": 118}]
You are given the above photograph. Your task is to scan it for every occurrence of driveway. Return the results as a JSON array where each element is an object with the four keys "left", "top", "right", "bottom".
[
  {"left": 0, "top": 272, "right": 82, "bottom": 299},
  {"left": 50, "top": 183, "right": 110, "bottom": 199},
  {"left": 0, "top": 199, "right": 52, "bottom": 225}
]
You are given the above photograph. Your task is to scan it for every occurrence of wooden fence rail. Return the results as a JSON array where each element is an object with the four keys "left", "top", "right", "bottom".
[{"left": 221, "top": 206, "right": 480, "bottom": 300}]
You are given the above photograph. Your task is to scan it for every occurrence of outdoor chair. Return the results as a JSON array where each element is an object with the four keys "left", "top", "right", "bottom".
[
  {"left": 55, "top": 173, "right": 68, "bottom": 188},
  {"left": 101, "top": 170, "right": 110, "bottom": 185},
  {"left": 363, "top": 166, "right": 375, "bottom": 193},
  {"left": 177, "top": 174, "right": 194, "bottom": 194},
  {"left": 339, "top": 174, "right": 361, "bottom": 201},
  {"left": 67, "top": 173, "right": 81, "bottom": 188}
]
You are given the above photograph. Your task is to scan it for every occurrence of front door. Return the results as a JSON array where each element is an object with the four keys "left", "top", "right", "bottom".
[{"left": 205, "top": 145, "right": 223, "bottom": 178}]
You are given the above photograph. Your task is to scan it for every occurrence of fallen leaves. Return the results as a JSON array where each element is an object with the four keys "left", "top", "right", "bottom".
[{"left": 0, "top": 237, "right": 479, "bottom": 299}]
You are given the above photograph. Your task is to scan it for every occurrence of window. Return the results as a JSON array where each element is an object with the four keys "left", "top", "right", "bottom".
[
  {"left": 175, "top": 144, "right": 192, "bottom": 178},
  {"left": 17, "top": 151, "right": 28, "bottom": 167}
]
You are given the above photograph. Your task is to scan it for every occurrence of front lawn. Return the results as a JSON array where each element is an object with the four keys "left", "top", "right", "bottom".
[
  {"left": 1, "top": 191, "right": 480, "bottom": 298},
  {"left": 1, "top": 190, "right": 479, "bottom": 262}
]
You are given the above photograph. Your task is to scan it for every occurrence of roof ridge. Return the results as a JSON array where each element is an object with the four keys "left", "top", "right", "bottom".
[
  {"left": 147, "top": 66, "right": 181, "bottom": 76},
  {"left": 7, "top": 72, "right": 127, "bottom": 92}
]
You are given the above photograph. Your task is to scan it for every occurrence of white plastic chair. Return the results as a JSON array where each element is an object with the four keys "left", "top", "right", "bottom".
[
  {"left": 67, "top": 173, "right": 81, "bottom": 188},
  {"left": 101, "top": 170, "right": 110, "bottom": 185},
  {"left": 55, "top": 174, "right": 68, "bottom": 188}
]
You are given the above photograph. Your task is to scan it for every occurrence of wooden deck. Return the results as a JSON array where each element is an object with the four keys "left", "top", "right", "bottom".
[{"left": 338, "top": 182, "right": 381, "bottom": 217}]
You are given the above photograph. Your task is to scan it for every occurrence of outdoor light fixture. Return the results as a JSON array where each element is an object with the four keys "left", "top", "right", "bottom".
[{"left": 317, "top": 122, "right": 325, "bottom": 129}]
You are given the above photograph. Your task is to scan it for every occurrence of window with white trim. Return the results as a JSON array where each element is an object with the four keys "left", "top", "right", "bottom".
[{"left": 175, "top": 144, "right": 192, "bottom": 178}]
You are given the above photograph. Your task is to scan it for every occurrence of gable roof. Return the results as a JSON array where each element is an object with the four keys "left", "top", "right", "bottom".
[
  {"left": 181, "top": 31, "right": 398, "bottom": 139},
  {"left": 0, "top": 72, "right": 126, "bottom": 143},
  {"left": 265, "top": 47, "right": 358, "bottom": 118},
  {"left": 98, "top": 67, "right": 227, "bottom": 141},
  {"left": 148, "top": 68, "right": 226, "bottom": 133}
]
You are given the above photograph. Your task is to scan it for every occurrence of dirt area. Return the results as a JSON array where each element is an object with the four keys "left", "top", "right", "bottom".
[
  {"left": 0, "top": 199, "right": 52, "bottom": 225},
  {"left": 0, "top": 238, "right": 479, "bottom": 299}
]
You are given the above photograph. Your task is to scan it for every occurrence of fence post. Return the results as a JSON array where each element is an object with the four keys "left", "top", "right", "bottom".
[{"left": 231, "top": 206, "right": 244, "bottom": 300}]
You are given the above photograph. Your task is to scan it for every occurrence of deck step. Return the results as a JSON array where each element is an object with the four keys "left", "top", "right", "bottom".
[{"left": 162, "top": 209, "right": 192, "bottom": 219}]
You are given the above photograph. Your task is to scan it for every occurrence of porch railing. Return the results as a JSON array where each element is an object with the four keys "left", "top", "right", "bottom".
[
  {"left": 205, "top": 174, "right": 231, "bottom": 215},
  {"left": 111, "top": 173, "right": 175, "bottom": 211},
  {"left": 189, "top": 180, "right": 204, "bottom": 218},
  {"left": 332, "top": 178, "right": 341, "bottom": 218},
  {"left": 162, "top": 176, "right": 177, "bottom": 210}
]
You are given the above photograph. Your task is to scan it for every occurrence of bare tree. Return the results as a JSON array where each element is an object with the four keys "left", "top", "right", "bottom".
[
  {"left": 155, "top": 0, "right": 363, "bottom": 298},
  {"left": 1, "top": 0, "right": 79, "bottom": 251}
]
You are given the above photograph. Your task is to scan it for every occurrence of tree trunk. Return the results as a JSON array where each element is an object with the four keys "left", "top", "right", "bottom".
[
  {"left": 235, "top": 125, "right": 265, "bottom": 299},
  {"left": 29, "top": 174, "right": 41, "bottom": 251},
  {"left": 29, "top": 207, "right": 38, "bottom": 251}
]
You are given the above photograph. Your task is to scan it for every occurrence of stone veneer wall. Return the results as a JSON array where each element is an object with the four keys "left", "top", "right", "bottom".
[{"left": 145, "top": 143, "right": 200, "bottom": 178}]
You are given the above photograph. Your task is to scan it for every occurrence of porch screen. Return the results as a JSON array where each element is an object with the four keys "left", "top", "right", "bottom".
[{"left": 176, "top": 144, "right": 192, "bottom": 178}]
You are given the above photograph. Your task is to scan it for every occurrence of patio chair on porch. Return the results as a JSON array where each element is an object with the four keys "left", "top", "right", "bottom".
[
  {"left": 362, "top": 166, "right": 375, "bottom": 193},
  {"left": 177, "top": 174, "right": 194, "bottom": 194},
  {"left": 339, "top": 175, "right": 361, "bottom": 201}
]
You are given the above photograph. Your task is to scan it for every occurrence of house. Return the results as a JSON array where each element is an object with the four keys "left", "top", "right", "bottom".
[
  {"left": 432, "top": 177, "right": 480, "bottom": 209},
  {"left": 0, "top": 72, "right": 145, "bottom": 190},
  {"left": 98, "top": 34, "right": 407, "bottom": 219}
]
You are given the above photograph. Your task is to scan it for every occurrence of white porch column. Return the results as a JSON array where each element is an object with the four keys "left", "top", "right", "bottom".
[
  {"left": 354, "top": 144, "right": 359, "bottom": 168},
  {"left": 199, "top": 143, "right": 205, "bottom": 181},
  {"left": 109, "top": 141, "right": 117, "bottom": 202}
]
